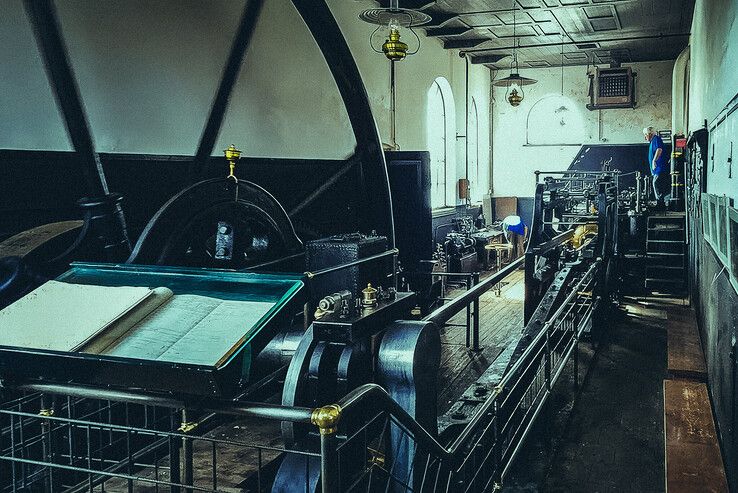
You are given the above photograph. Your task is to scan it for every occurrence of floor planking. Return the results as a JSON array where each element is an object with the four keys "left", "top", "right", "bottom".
[{"left": 437, "top": 268, "right": 525, "bottom": 414}]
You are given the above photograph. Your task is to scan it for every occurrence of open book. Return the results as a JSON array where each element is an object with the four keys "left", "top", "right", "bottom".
[{"left": 0, "top": 281, "right": 274, "bottom": 367}]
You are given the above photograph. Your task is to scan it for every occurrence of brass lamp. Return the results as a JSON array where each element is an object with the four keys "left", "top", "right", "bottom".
[
  {"left": 382, "top": 27, "right": 408, "bottom": 61},
  {"left": 492, "top": 1, "right": 537, "bottom": 106},
  {"left": 359, "top": 2, "right": 430, "bottom": 149},
  {"left": 359, "top": 2, "right": 430, "bottom": 62},
  {"left": 507, "top": 88, "right": 523, "bottom": 107}
]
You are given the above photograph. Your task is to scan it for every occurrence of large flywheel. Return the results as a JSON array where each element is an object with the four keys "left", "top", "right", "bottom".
[{"left": 127, "top": 178, "right": 302, "bottom": 269}]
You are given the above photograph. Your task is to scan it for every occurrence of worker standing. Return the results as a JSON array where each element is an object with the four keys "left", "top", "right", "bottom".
[{"left": 643, "top": 126, "right": 669, "bottom": 210}]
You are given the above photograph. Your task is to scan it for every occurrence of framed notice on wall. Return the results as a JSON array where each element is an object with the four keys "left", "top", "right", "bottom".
[
  {"left": 729, "top": 206, "right": 738, "bottom": 293},
  {"left": 702, "top": 193, "right": 713, "bottom": 244}
]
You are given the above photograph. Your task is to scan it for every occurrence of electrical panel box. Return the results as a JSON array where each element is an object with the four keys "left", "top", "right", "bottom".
[{"left": 587, "top": 67, "right": 636, "bottom": 110}]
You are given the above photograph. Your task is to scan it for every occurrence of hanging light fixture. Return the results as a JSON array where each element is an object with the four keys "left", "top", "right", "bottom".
[
  {"left": 492, "top": 0, "right": 537, "bottom": 106},
  {"left": 359, "top": 1, "right": 431, "bottom": 61},
  {"left": 359, "top": 1, "right": 430, "bottom": 149}
]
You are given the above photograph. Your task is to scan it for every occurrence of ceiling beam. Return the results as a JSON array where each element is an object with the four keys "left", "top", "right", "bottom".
[
  {"left": 455, "top": 32, "right": 691, "bottom": 54},
  {"left": 425, "top": 26, "right": 471, "bottom": 37},
  {"left": 424, "top": 12, "right": 457, "bottom": 28},
  {"left": 414, "top": 0, "right": 641, "bottom": 28},
  {"left": 468, "top": 54, "right": 511, "bottom": 64},
  {"left": 444, "top": 38, "right": 488, "bottom": 49}
]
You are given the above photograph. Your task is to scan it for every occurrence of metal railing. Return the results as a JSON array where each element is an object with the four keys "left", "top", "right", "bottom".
[
  {"left": 318, "top": 260, "right": 599, "bottom": 492},
  {"left": 422, "top": 257, "right": 524, "bottom": 352}
]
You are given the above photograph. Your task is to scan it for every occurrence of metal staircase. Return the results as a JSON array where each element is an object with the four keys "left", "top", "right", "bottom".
[{"left": 645, "top": 212, "right": 686, "bottom": 292}]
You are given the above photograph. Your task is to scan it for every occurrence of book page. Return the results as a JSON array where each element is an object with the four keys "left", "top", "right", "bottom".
[
  {"left": 103, "top": 295, "right": 274, "bottom": 367},
  {"left": 80, "top": 287, "right": 173, "bottom": 354},
  {"left": 0, "top": 281, "right": 156, "bottom": 352}
]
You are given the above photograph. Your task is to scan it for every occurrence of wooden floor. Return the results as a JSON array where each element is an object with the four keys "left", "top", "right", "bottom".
[{"left": 437, "top": 268, "right": 525, "bottom": 414}]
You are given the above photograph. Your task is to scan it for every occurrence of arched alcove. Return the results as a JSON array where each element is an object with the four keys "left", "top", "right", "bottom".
[{"left": 526, "top": 94, "right": 586, "bottom": 146}]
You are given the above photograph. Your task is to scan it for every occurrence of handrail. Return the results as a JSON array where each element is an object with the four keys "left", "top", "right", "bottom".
[
  {"left": 9, "top": 258, "right": 601, "bottom": 491},
  {"left": 423, "top": 256, "right": 524, "bottom": 327},
  {"left": 447, "top": 259, "right": 599, "bottom": 456},
  {"left": 14, "top": 382, "right": 315, "bottom": 424}
]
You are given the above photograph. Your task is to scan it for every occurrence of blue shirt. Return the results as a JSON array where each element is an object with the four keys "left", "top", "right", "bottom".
[
  {"left": 649, "top": 135, "right": 667, "bottom": 175},
  {"left": 502, "top": 215, "right": 526, "bottom": 236}
]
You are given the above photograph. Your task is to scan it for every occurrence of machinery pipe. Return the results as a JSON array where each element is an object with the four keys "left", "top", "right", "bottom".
[
  {"left": 423, "top": 256, "right": 523, "bottom": 327},
  {"left": 530, "top": 229, "right": 575, "bottom": 253}
]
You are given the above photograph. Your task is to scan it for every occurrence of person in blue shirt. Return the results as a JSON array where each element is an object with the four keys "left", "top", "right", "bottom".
[
  {"left": 502, "top": 215, "right": 527, "bottom": 257},
  {"left": 643, "top": 126, "right": 670, "bottom": 209}
]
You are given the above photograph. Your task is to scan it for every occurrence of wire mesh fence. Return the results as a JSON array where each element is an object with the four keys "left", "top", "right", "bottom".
[{"left": 0, "top": 391, "right": 318, "bottom": 493}]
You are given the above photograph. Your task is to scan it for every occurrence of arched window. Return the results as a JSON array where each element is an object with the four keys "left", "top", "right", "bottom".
[
  {"left": 468, "top": 97, "right": 480, "bottom": 202},
  {"left": 427, "top": 78, "right": 455, "bottom": 209}
]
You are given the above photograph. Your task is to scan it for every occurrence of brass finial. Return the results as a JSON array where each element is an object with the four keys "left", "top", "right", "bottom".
[
  {"left": 224, "top": 144, "right": 242, "bottom": 179},
  {"left": 361, "top": 283, "right": 378, "bottom": 307},
  {"left": 311, "top": 404, "right": 342, "bottom": 435}
]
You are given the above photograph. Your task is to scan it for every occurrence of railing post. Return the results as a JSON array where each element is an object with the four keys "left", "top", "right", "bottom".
[
  {"left": 472, "top": 273, "right": 481, "bottom": 351},
  {"left": 544, "top": 329, "right": 552, "bottom": 392},
  {"left": 179, "top": 409, "right": 196, "bottom": 493},
  {"left": 39, "top": 394, "right": 55, "bottom": 491},
  {"left": 465, "top": 275, "right": 472, "bottom": 347},
  {"left": 313, "top": 405, "right": 342, "bottom": 493},
  {"left": 573, "top": 333, "right": 580, "bottom": 390},
  {"left": 492, "top": 388, "right": 503, "bottom": 491}
]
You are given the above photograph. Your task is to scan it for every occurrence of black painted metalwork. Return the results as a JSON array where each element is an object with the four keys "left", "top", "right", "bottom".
[
  {"left": 191, "top": 0, "right": 266, "bottom": 181},
  {"left": 22, "top": 0, "right": 107, "bottom": 199},
  {"left": 22, "top": 0, "right": 131, "bottom": 263},
  {"left": 290, "top": 0, "right": 395, "bottom": 247},
  {"left": 377, "top": 320, "right": 441, "bottom": 490},
  {"left": 128, "top": 178, "right": 302, "bottom": 269}
]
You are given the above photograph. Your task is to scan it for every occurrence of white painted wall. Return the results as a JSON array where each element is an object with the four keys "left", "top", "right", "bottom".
[
  {"left": 687, "top": 0, "right": 738, "bottom": 201},
  {"left": 672, "top": 47, "right": 690, "bottom": 137},
  {"left": 0, "top": 0, "right": 490, "bottom": 203},
  {"left": 688, "top": 0, "right": 738, "bottom": 133},
  {"left": 491, "top": 60, "right": 674, "bottom": 198}
]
